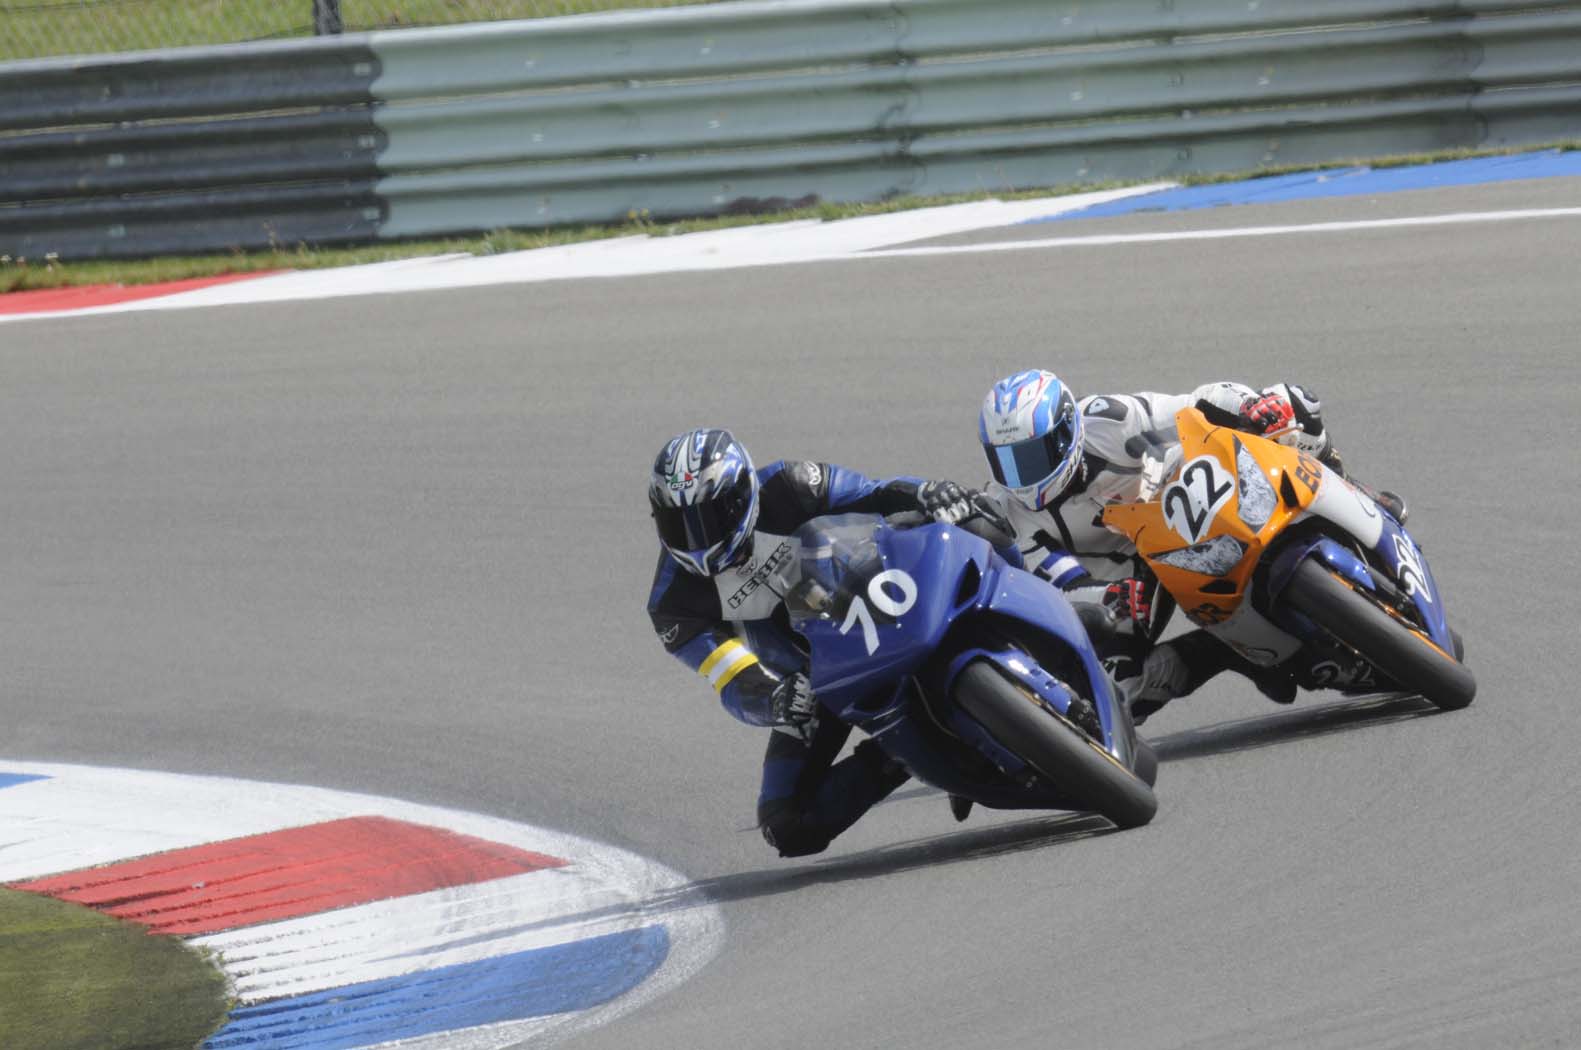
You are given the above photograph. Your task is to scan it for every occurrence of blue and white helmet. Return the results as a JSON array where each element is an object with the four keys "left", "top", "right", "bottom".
[
  {"left": 649, "top": 428, "right": 760, "bottom": 576},
  {"left": 979, "top": 369, "right": 1086, "bottom": 510}
]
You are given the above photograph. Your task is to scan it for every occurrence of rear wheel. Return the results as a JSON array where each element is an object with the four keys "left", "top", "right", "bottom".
[
  {"left": 1283, "top": 559, "right": 1476, "bottom": 711},
  {"left": 953, "top": 661, "right": 1157, "bottom": 828}
]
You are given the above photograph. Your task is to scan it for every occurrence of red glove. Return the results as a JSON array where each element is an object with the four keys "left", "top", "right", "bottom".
[
  {"left": 1102, "top": 578, "right": 1152, "bottom": 635},
  {"left": 1239, "top": 392, "right": 1296, "bottom": 437}
]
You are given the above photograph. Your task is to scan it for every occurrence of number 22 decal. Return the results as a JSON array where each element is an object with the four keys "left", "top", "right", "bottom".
[
  {"left": 1162, "top": 456, "right": 1235, "bottom": 544},
  {"left": 839, "top": 569, "right": 918, "bottom": 654}
]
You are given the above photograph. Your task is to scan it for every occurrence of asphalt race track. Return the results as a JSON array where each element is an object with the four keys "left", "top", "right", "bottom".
[{"left": 6, "top": 178, "right": 1581, "bottom": 1049}]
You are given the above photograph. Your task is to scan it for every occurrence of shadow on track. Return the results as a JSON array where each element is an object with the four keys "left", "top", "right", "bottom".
[
  {"left": 514, "top": 814, "right": 1113, "bottom": 939},
  {"left": 699, "top": 811, "right": 1114, "bottom": 905},
  {"left": 1148, "top": 692, "right": 1438, "bottom": 763},
  {"left": 522, "top": 696, "right": 1435, "bottom": 939}
]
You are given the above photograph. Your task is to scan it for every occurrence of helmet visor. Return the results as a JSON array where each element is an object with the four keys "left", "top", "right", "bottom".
[
  {"left": 653, "top": 474, "right": 752, "bottom": 552},
  {"left": 988, "top": 420, "right": 1078, "bottom": 490}
]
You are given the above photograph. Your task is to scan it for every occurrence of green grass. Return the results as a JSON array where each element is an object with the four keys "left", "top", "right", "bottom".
[
  {"left": 3, "top": 139, "right": 1576, "bottom": 294},
  {"left": 0, "top": 0, "right": 719, "bottom": 61},
  {"left": 0, "top": 887, "right": 230, "bottom": 1050}
]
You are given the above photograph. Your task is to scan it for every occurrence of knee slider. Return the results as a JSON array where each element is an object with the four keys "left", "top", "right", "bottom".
[{"left": 758, "top": 803, "right": 831, "bottom": 858}]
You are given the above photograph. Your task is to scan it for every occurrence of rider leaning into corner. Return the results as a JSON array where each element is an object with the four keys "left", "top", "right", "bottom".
[
  {"left": 646, "top": 428, "right": 1010, "bottom": 858},
  {"left": 976, "top": 370, "right": 1408, "bottom": 725}
]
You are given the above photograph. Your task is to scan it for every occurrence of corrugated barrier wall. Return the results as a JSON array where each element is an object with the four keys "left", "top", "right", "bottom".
[{"left": 4, "top": 0, "right": 1581, "bottom": 259}]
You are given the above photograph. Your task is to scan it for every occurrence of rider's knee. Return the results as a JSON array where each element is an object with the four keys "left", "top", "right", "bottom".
[{"left": 758, "top": 799, "right": 831, "bottom": 858}]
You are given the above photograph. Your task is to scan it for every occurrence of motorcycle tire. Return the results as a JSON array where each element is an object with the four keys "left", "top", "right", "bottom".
[
  {"left": 1284, "top": 559, "right": 1476, "bottom": 711},
  {"left": 953, "top": 660, "right": 1158, "bottom": 829}
]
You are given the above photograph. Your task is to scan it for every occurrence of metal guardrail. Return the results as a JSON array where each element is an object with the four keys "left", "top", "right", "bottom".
[{"left": 4, "top": 0, "right": 1581, "bottom": 260}]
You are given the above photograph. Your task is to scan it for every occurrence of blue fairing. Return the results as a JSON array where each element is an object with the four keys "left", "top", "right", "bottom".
[
  {"left": 1373, "top": 517, "right": 1454, "bottom": 649},
  {"left": 1267, "top": 528, "right": 1455, "bottom": 654},
  {"left": 788, "top": 514, "right": 1136, "bottom": 806},
  {"left": 972, "top": 563, "right": 1124, "bottom": 746},
  {"left": 800, "top": 522, "right": 979, "bottom": 702}
]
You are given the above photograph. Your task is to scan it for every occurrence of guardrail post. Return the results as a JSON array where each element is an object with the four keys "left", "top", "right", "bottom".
[{"left": 314, "top": 0, "right": 343, "bottom": 35}]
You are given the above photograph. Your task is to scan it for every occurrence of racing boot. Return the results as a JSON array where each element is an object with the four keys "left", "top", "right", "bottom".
[
  {"left": 1251, "top": 666, "right": 1298, "bottom": 704},
  {"left": 949, "top": 795, "right": 974, "bottom": 822},
  {"left": 1120, "top": 631, "right": 1228, "bottom": 725}
]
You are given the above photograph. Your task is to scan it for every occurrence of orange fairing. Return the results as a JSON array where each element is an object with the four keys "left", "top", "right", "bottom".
[{"left": 1101, "top": 408, "right": 1326, "bottom": 627}]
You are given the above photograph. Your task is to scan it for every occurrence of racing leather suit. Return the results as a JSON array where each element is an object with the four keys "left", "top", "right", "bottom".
[
  {"left": 647, "top": 460, "right": 929, "bottom": 858},
  {"left": 982, "top": 382, "right": 1337, "bottom": 720}
]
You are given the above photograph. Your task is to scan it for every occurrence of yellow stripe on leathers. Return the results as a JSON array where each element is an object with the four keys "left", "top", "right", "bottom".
[
  {"left": 698, "top": 640, "right": 744, "bottom": 678},
  {"left": 698, "top": 639, "right": 759, "bottom": 692},
  {"left": 713, "top": 651, "right": 759, "bottom": 691}
]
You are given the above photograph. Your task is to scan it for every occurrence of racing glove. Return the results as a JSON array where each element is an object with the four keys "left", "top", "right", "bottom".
[
  {"left": 1238, "top": 392, "right": 1296, "bottom": 438},
  {"left": 919, "top": 480, "right": 975, "bottom": 525},
  {"left": 968, "top": 491, "right": 1014, "bottom": 538},
  {"left": 770, "top": 672, "right": 819, "bottom": 746},
  {"left": 1266, "top": 382, "right": 1333, "bottom": 459},
  {"left": 1102, "top": 578, "right": 1152, "bottom": 636}
]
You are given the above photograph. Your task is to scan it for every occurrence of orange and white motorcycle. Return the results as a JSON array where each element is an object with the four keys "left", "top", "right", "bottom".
[{"left": 1101, "top": 405, "right": 1474, "bottom": 710}]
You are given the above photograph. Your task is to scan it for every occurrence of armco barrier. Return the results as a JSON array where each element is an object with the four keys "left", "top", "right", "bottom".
[{"left": 4, "top": 0, "right": 1581, "bottom": 259}]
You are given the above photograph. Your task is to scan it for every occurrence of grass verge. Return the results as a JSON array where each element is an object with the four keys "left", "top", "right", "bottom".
[
  {"left": 3, "top": 140, "right": 1576, "bottom": 295},
  {"left": 0, "top": 887, "right": 230, "bottom": 1050},
  {"left": 0, "top": 0, "right": 721, "bottom": 62}
]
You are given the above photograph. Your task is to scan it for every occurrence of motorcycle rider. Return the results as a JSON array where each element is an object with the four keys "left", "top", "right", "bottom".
[
  {"left": 647, "top": 427, "right": 1000, "bottom": 857},
  {"left": 976, "top": 369, "right": 1406, "bottom": 724}
]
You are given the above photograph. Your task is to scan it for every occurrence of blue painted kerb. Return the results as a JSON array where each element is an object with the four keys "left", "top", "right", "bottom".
[
  {"left": 204, "top": 924, "right": 671, "bottom": 1050},
  {"left": 1028, "top": 149, "right": 1581, "bottom": 223}
]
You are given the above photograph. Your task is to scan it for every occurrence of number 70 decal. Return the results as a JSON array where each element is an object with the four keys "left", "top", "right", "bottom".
[{"left": 838, "top": 569, "right": 919, "bottom": 654}]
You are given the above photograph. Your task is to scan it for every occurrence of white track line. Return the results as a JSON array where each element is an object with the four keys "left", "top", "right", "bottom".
[
  {"left": 861, "top": 206, "right": 1581, "bottom": 260},
  {"left": 0, "top": 187, "right": 1168, "bottom": 323},
  {"left": 10, "top": 196, "right": 1568, "bottom": 325}
]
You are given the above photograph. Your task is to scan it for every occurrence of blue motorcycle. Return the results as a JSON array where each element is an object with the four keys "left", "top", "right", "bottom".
[{"left": 784, "top": 513, "right": 1158, "bottom": 829}]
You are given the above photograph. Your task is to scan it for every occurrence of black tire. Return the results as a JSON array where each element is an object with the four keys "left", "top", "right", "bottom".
[
  {"left": 1284, "top": 559, "right": 1476, "bottom": 711},
  {"left": 953, "top": 661, "right": 1158, "bottom": 828}
]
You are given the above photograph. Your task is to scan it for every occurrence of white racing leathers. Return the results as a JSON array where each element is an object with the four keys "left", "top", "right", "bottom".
[{"left": 982, "top": 382, "right": 1331, "bottom": 711}]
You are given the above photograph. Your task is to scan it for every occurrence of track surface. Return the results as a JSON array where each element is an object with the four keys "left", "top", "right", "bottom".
[{"left": 6, "top": 179, "right": 1580, "bottom": 1049}]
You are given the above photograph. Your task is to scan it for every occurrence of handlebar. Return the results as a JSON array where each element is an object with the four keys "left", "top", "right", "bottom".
[
  {"left": 884, "top": 508, "right": 1016, "bottom": 552},
  {"left": 885, "top": 510, "right": 928, "bottom": 528}
]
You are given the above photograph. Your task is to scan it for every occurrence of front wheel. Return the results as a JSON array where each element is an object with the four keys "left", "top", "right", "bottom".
[
  {"left": 1283, "top": 559, "right": 1476, "bottom": 711},
  {"left": 953, "top": 661, "right": 1158, "bottom": 828}
]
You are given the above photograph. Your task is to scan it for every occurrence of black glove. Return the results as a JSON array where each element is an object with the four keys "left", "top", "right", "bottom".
[
  {"left": 968, "top": 491, "right": 1013, "bottom": 538},
  {"left": 1101, "top": 578, "right": 1152, "bottom": 636},
  {"left": 919, "top": 480, "right": 975, "bottom": 525},
  {"left": 770, "top": 672, "right": 819, "bottom": 745}
]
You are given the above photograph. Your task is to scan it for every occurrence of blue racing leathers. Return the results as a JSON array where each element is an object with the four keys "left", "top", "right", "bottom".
[{"left": 647, "top": 460, "right": 924, "bottom": 857}]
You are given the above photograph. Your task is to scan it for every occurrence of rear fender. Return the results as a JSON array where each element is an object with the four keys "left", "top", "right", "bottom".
[
  {"left": 963, "top": 563, "right": 1131, "bottom": 763},
  {"left": 1265, "top": 518, "right": 1454, "bottom": 654},
  {"left": 936, "top": 648, "right": 1085, "bottom": 783},
  {"left": 1267, "top": 535, "right": 1372, "bottom": 599},
  {"left": 942, "top": 646, "right": 1075, "bottom": 720},
  {"left": 1265, "top": 535, "right": 1372, "bottom": 638}
]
